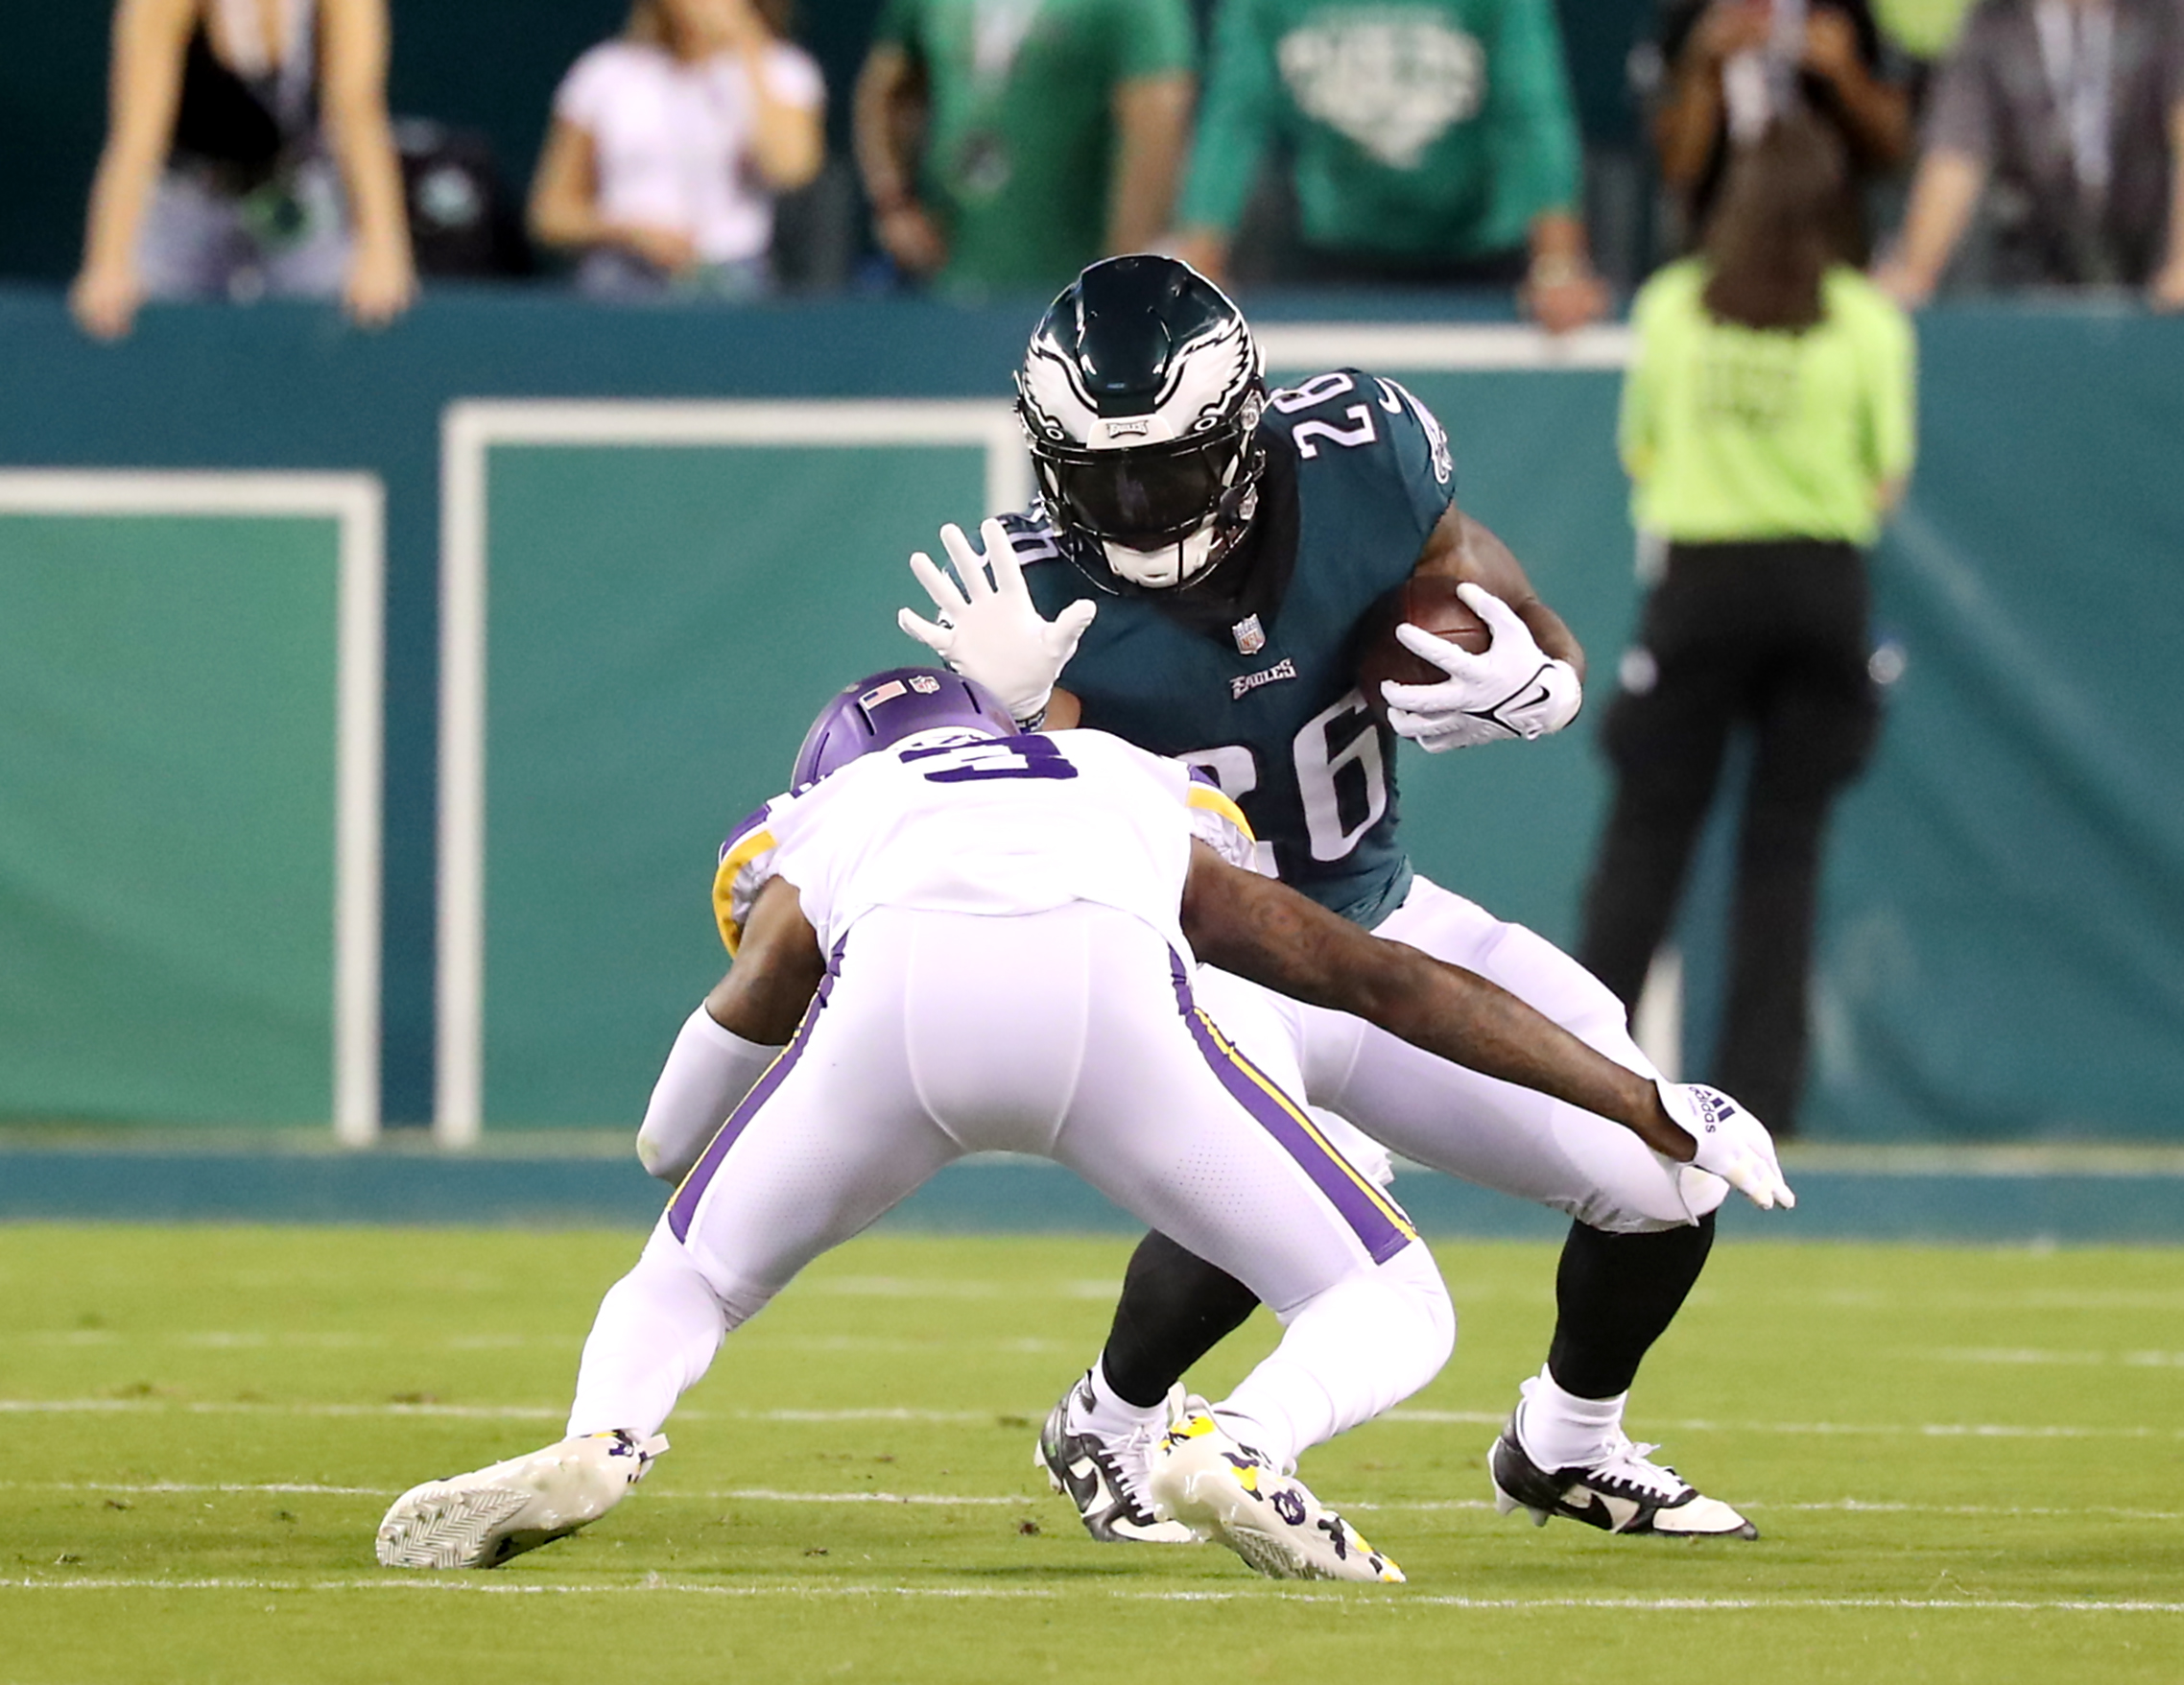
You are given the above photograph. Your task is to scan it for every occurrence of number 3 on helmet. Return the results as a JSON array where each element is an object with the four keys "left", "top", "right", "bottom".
[{"left": 1015, "top": 255, "right": 1268, "bottom": 592}]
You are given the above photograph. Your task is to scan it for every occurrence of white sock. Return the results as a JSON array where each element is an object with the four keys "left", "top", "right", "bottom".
[
  {"left": 1217, "top": 1242, "right": 1454, "bottom": 1474},
  {"left": 1514, "top": 1365, "right": 1627, "bottom": 1471},
  {"left": 1076, "top": 1355, "right": 1167, "bottom": 1440},
  {"left": 565, "top": 1226, "right": 736, "bottom": 1440}
]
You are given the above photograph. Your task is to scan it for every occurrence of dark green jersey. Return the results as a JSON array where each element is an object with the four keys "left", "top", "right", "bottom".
[{"left": 1016, "top": 368, "right": 1457, "bottom": 927}]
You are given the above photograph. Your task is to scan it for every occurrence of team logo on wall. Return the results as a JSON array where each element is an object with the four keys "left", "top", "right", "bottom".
[{"left": 1276, "top": 12, "right": 1486, "bottom": 170}]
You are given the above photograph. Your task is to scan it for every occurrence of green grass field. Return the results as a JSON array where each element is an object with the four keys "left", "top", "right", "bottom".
[{"left": 4, "top": 1225, "right": 2180, "bottom": 1683}]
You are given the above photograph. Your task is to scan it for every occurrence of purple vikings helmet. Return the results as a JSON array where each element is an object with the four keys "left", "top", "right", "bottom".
[{"left": 791, "top": 668, "right": 1017, "bottom": 789}]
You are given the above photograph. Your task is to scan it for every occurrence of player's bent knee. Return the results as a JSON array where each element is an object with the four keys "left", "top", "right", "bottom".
[{"left": 657, "top": 1231, "right": 782, "bottom": 1334}]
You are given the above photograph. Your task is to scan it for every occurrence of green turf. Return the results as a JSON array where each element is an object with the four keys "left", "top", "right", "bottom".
[{"left": 3, "top": 1226, "right": 2179, "bottom": 1682}]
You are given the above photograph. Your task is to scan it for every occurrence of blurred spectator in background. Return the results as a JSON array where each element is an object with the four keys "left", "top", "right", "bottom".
[
  {"left": 1171, "top": 0, "right": 1607, "bottom": 331},
  {"left": 1577, "top": 114, "right": 1914, "bottom": 1138},
  {"left": 72, "top": 0, "right": 415, "bottom": 340},
  {"left": 1876, "top": 0, "right": 2184, "bottom": 306},
  {"left": 531, "top": 0, "right": 824, "bottom": 299},
  {"left": 851, "top": 0, "right": 1195, "bottom": 297},
  {"left": 394, "top": 119, "right": 533, "bottom": 282},
  {"left": 1654, "top": 0, "right": 1913, "bottom": 262}
]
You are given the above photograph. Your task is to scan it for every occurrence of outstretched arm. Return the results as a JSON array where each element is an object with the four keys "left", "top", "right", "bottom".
[
  {"left": 320, "top": 0, "right": 415, "bottom": 326},
  {"left": 1105, "top": 72, "right": 1192, "bottom": 255},
  {"left": 1180, "top": 842, "right": 1793, "bottom": 1209},
  {"left": 633, "top": 877, "right": 825, "bottom": 1182},
  {"left": 1875, "top": 149, "right": 1983, "bottom": 307},
  {"left": 73, "top": 0, "right": 197, "bottom": 340},
  {"left": 853, "top": 43, "right": 948, "bottom": 275},
  {"left": 1181, "top": 842, "right": 1674, "bottom": 1150}
]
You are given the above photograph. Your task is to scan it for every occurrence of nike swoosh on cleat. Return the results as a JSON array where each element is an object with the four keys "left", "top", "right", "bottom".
[
  {"left": 1562, "top": 1489, "right": 1643, "bottom": 1531},
  {"left": 1059, "top": 1455, "right": 1109, "bottom": 1516}
]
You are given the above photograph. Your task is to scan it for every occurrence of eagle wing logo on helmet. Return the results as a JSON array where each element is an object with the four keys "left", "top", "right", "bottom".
[
  {"left": 1018, "top": 311, "right": 1257, "bottom": 452},
  {"left": 1151, "top": 313, "right": 1258, "bottom": 439}
]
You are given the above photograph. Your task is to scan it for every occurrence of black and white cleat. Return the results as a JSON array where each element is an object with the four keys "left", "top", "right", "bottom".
[
  {"left": 1488, "top": 1412, "right": 1758, "bottom": 1540},
  {"left": 1034, "top": 1371, "right": 1198, "bottom": 1545}
]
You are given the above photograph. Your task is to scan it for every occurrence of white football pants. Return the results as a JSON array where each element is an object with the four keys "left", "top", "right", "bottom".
[
  {"left": 1197, "top": 874, "right": 1728, "bottom": 1235},
  {"left": 567, "top": 903, "right": 1454, "bottom": 1471}
]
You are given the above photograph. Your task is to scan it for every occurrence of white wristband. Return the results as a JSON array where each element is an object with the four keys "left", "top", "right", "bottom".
[{"left": 634, "top": 1007, "right": 782, "bottom": 1184}]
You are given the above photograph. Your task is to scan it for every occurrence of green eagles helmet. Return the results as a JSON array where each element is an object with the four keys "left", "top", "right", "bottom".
[{"left": 1015, "top": 255, "right": 1267, "bottom": 590}]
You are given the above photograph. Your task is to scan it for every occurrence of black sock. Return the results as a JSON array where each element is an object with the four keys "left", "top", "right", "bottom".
[
  {"left": 1099, "top": 1230, "right": 1263, "bottom": 1408},
  {"left": 1544, "top": 1212, "right": 1716, "bottom": 1400}
]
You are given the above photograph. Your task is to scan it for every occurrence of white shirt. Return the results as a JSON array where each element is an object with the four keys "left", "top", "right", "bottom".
[
  {"left": 553, "top": 38, "right": 824, "bottom": 266},
  {"left": 712, "top": 730, "right": 1258, "bottom": 959}
]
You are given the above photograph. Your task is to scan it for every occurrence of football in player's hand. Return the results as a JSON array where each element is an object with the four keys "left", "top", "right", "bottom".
[{"left": 1357, "top": 575, "right": 1491, "bottom": 725}]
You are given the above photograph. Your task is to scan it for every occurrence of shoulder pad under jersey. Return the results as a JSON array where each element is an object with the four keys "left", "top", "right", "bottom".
[
  {"left": 712, "top": 796, "right": 791, "bottom": 955},
  {"left": 1263, "top": 368, "right": 1456, "bottom": 543},
  {"left": 1184, "top": 766, "right": 1263, "bottom": 873}
]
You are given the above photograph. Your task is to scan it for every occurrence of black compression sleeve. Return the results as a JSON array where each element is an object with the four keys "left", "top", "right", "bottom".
[
  {"left": 1546, "top": 1211, "right": 1717, "bottom": 1400},
  {"left": 1099, "top": 1230, "right": 1263, "bottom": 1409}
]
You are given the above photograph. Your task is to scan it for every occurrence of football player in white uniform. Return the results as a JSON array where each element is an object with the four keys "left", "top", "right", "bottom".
[{"left": 376, "top": 670, "right": 1781, "bottom": 1581}]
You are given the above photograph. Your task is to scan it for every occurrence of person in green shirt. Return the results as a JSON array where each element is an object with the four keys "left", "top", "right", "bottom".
[
  {"left": 1577, "top": 113, "right": 1916, "bottom": 1137},
  {"left": 1172, "top": 0, "right": 1608, "bottom": 330},
  {"left": 852, "top": 0, "right": 1195, "bottom": 298}
]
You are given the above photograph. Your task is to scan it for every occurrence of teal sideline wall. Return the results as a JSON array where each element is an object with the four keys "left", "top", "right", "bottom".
[
  {"left": 0, "top": 290, "right": 2179, "bottom": 1140},
  {"left": 0, "top": 512, "right": 343, "bottom": 1124}
]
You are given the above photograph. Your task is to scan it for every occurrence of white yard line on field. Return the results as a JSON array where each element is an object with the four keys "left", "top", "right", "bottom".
[
  {"left": 2, "top": 1578, "right": 2180, "bottom": 1615},
  {"left": 0, "top": 1400, "right": 1016, "bottom": 1425},
  {"left": 6, "top": 1331, "right": 1072, "bottom": 1355},
  {"left": 1935, "top": 1348, "right": 2184, "bottom": 1366},
  {"left": 7, "top": 1397, "right": 2181, "bottom": 1440},
  {"left": 13, "top": 1482, "right": 2184, "bottom": 1525},
  {"left": 13, "top": 1482, "right": 389, "bottom": 1496},
  {"left": 1385, "top": 1410, "right": 2184, "bottom": 1440},
  {"left": 2, "top": 1482, "right": 1027, "bottom": 1507}
]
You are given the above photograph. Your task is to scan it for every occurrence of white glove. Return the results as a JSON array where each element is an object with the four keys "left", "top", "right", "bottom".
[
  {"left": 1656, "top": 1080, "right": 1795, "bottom": 1211},
  {"left": 1380, "top": 581, "right": 1582, "bottom": 751},
  {"left": 897, "top": 517, "right": 1097, "bottom": 726}
]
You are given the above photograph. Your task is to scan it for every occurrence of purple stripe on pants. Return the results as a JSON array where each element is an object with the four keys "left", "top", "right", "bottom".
[
  {"left": 668, "top": 938, "right": 844, "bottom": 1244},
  {"left": 1168, "top": 953, "right": 1414, "bottom": 1266}
]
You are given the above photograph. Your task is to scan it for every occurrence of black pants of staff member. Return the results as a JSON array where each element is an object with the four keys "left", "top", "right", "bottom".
[{"left": 1577, "top": 538, "right": 1881, "bottom": 1135}]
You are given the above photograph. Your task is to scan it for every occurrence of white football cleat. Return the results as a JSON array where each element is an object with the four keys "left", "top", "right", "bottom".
[
  {"left": 1034, "top": 1371, "right": 1198, "bottom": 1545},
  {"left": 1488, "top": 1407, "right": 1756, "bottom": 1540},
  {"left": 1148, "top": 1402, "right": 1403, "bottom": 1582},
  {"left": 375, "top": 1429, "right": 668, "bottom": 1569}
]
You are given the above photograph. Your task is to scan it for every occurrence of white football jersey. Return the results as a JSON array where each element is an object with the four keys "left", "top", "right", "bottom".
[{"left": 711, "top": 729, "right": 1257, "bottom": 957}]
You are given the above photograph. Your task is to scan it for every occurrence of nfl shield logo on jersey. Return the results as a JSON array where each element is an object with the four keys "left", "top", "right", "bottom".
[{"left": 1231, "top": 613, "right": 1267, "bottom": 656}]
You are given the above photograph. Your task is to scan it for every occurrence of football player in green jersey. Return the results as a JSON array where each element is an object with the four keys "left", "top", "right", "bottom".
[{"left": 898, "top": 256, "right": 1794, "bottom": 1546}]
